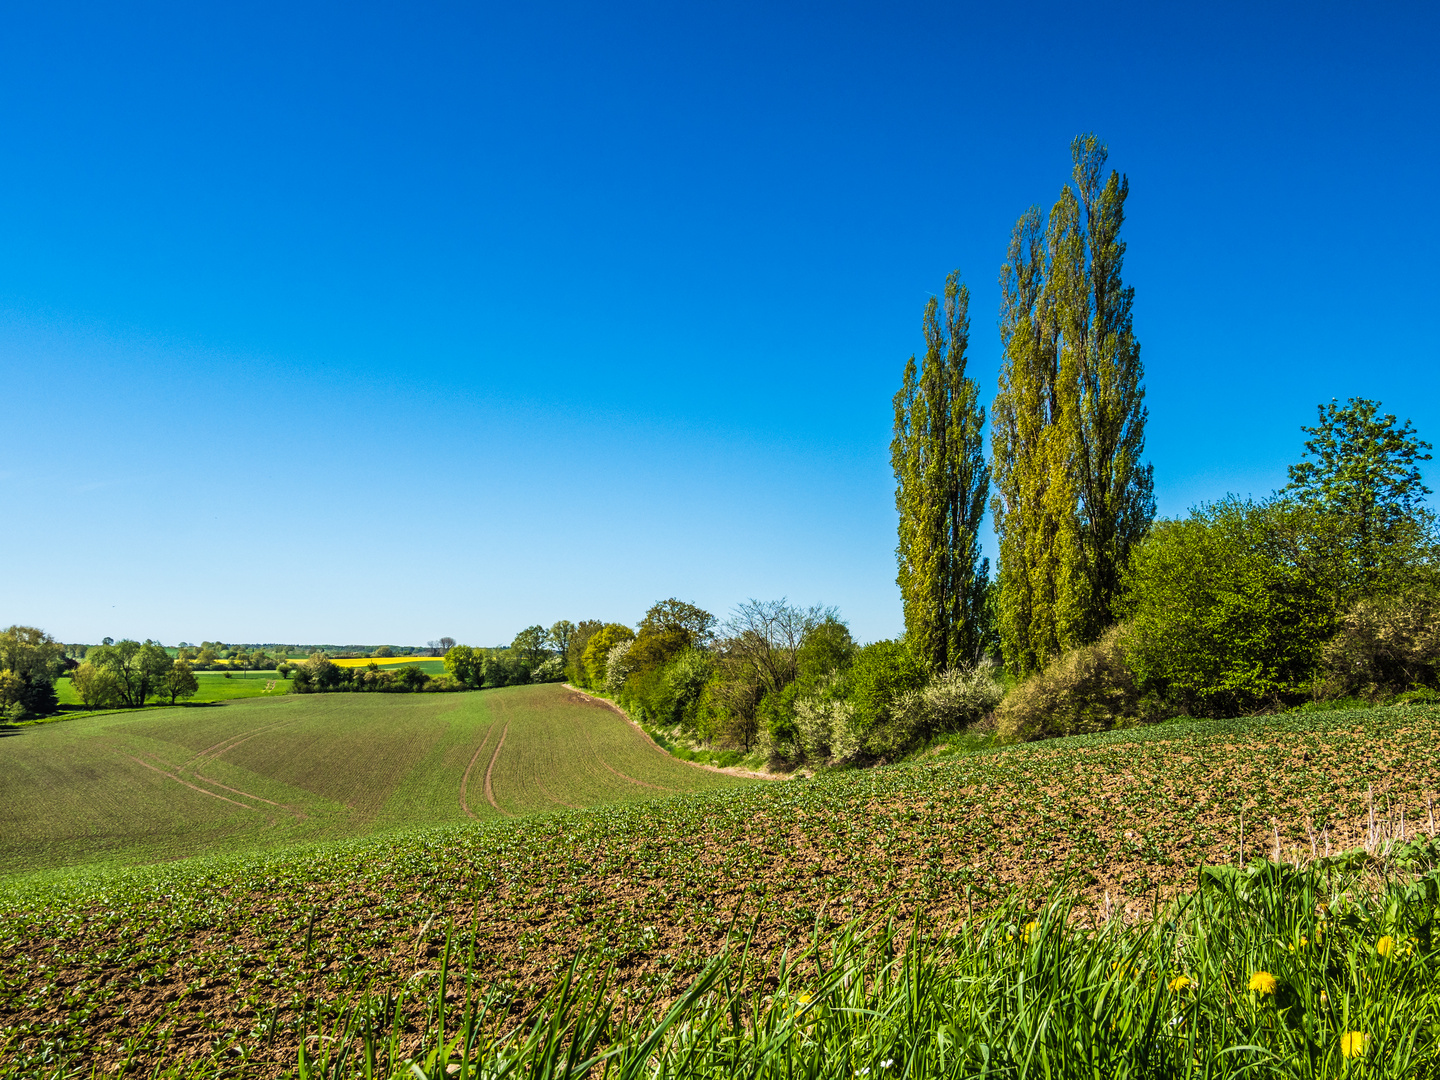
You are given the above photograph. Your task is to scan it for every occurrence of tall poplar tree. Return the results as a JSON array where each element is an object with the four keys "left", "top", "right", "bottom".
[
  {"left": 893, "top": 270, "right": 991, "bottom": 669},
  {"left": 991, "top": 208, "right": 1083, "bottom": 675},
  {"left": 991, "top": 135, "right": 1153, "bottom": 674}
]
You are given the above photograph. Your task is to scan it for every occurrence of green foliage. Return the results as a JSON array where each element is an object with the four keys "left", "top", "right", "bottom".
[
  {"left": 68, "top": 660, "right": 125, "bottom": 709},
  {"left": 794, "top": 616, "right": 855, "bottom": 686},
  {"left": 393, "top": 665, "right": 430, "bottom": 692},
  {"left": 1286, "top": 396, "right": 1435, "bottom": 588},
  {"left": 0, "top": 625, "right": 64, "bottom": 718},
  {"left": 509, "top": 625, "right": 551, "bottom": 670},
  {"left": 637, "top": 597, "right": 716, "bottom": 646},
  {"left": 565, "top": 619, "right": 604, "bottom": 684},
  {"left": 846, "top": 639, "right": 928, "bottom": 758},
  {"left": 482, "top": 652, "right": 532, "bottom": 688},
  {"left": 89, "top": 639, "right": 174, "bottom": 707},
  {"left": 160, "top": 659, "right": 199, "bottom": 704},
  {"left": 580, "top": 624, "right": 635, "bottom": 688},
  {"left": 1320, "top": 590, "right": 1440, "bottom": 701},
  {"left": 892, "top": 270, "right": 990, "bottom": 670},
  {"left": 629, "top": 599, "right": 717, "bottom": 675},
  {"left": 443, "top": 645, "right": 484, "bottom": 688},
  {"left": 547, "top": 620, "right": 576, "bottom": 660},
  {"left": 991, "top": 135, "right": 1153, "bottom": 677},
  {"left": 995, "top": 625, "right": 1150, "bottom": 742},
  {"left": 621, "top": 648, "right": 713, "bottom": 730},
  {"left": 1125, "top": 498, "right": 1357, "bottom": 716}
]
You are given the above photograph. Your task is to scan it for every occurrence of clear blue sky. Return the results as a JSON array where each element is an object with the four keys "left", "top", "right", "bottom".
[{"left": 2, "top": 1, "right": 1436, "bottom": 647}]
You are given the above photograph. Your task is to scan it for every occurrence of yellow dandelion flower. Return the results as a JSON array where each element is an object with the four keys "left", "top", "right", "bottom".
[
  {"left": 1376, "top": 935, "right": 1394, "bottom": 958},
  {"left": 1248, "top": 971, "right": 1277, "bottom": 995},
  {"left": 1168, "top": 975, "right": 1192, "bottom": 992},
  {"left": 1024, "top": 920, "right": 1039, "bottom": 941},
  {"left": 795, "top": 992, "right": 813, "bottom": 1006},
  {"left": 1340, "top": 1031, "right": 1368, "bottom": 1059}
]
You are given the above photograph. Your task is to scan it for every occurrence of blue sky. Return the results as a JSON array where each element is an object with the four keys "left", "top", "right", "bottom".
[{"left": 2, "top": 0, "right": 1436, "bottom": 647}]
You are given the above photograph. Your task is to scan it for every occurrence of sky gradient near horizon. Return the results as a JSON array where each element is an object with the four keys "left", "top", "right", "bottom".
[{"left": 2, "top": 1, "right": 1437, "bottom": 647}]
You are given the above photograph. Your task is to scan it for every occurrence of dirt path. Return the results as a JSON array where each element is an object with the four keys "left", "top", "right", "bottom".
[
  {"left": 458, "top": 722, "right": 497, "bottom": 820},
  {"left": 482, "top": 722, "right": 511, "bottom": 815}
]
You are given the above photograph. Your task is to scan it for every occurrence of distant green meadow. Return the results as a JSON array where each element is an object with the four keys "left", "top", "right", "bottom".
[{"left": 52, "top": 670, "right": 292, "bottom": 709}]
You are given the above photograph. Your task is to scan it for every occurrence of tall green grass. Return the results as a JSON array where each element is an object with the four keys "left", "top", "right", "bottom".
[{"left": 296, "top": 842, "right": 1440, "bottom": 1079}]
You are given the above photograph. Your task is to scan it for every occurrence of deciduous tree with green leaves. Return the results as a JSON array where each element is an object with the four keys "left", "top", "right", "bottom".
[
  {"left": 1284, "top": 397, "right": 1434, "bottom": 590},
  {"left": 161, "top": 659, "right": 199, "bottom": 704},
  {"left": 892, "top": 270, "right": 990, "bottom": 670},
  {"left": 90, "top": 639, "right": 173, "bottom": 708}
]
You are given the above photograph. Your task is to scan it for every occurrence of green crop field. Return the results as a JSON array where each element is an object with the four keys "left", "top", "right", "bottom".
[
  {"left": 1, "top": 703, "right": 1437, "bottom": 1076},
  {"left": 0, "top": 683, "right": 748, "bottom": 878}
]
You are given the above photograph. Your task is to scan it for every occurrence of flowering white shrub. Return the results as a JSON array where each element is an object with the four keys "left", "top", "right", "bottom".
[
  {"left": 794, "top": 672, "right": 862, "bottom": 763},
  {"left": 921, "top": 657, "right": 1005, "bottom": 729},
  {"left": 604, "top": 640, "right": 634, "bottom": 695},
  {"left": 531, "top": 656, "right": 566, "bottom": 683}
]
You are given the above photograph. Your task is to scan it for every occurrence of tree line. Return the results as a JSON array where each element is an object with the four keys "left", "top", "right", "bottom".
[{"left": 560, "top": 597, "right": 1001, "bottom": 767}]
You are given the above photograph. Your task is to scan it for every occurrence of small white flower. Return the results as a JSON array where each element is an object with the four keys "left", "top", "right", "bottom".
[
  {"left": 882, "top": 1060, "right": 895, "bottom": 1070},
  {"left": 857, "top": 1070, "right": 870, "bottom": 1077}
]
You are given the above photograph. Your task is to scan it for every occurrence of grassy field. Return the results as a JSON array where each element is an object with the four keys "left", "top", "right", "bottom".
[
  {"left": 52, "top": 671, "right": 294, "bottom": 709},
  {"left": 0, "top": 683, "right": 747, "bottom": 877},
  {"left": 1, "top": 703, "right": 1436, "bottom": 1076}
]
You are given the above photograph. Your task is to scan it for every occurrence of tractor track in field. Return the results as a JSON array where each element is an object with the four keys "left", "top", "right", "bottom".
[
  {"left": 581, "top": 727, "right": 670, "bottom": 791},
  {"left": 178, "top": 716, "right": 307, "bottom": 774},
  {"left": 458, "top": 722, "right": 498, "bottom": 820},
  {"left": 483, "top": 723, "right": 511, "bottom": 815},
  {"left": 125, "top": 718, "right": 313, "bottom": 818},
  {"left": 119, "top": 753, "right": 267, "bottom": 816}
]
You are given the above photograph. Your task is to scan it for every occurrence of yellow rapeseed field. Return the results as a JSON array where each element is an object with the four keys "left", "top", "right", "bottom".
[{"left": 328, "top": 656, "right": 441, "bottom": 668}]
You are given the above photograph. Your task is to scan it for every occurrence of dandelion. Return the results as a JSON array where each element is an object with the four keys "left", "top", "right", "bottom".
[
  {"left": 1168, "top": 975, "right": 1192, "bottom": 992},
  {"left": 1376, "top": 935, "right": 1394, "bottom": 958},
  {"left": 795, "top": 992, "right": 813, "bottom": 1006},
  {"left": 1248, "top": 971, "right": 1277, "bottom": 995},
  {"left": 1340, "top": 1031, "right": 1369, "bottom": 1058}
]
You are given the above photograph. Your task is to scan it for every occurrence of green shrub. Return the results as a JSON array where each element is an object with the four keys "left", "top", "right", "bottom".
[
  {"left": 1389, "top": 686, "right": 1440, "bottom": 707},
  {"left": 1319, "top": 590, "right": 1440, "bottom": 701},
  {"left": 996, "top": 625, "right": 1152, "bottom": 742},
  {"left": 1122, "top": 498, "right": 1345, "bottom": 715},
  {"left": 849, "top": 640, "right": 927, "bottom": 731}
]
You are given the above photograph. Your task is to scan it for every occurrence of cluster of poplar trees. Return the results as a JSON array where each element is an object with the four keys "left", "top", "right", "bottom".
[{"left": 893, "top": 134, "right": 1153, "bottom": 676}]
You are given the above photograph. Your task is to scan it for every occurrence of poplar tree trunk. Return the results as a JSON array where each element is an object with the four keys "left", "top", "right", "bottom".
[{"left": 892, "top": 271, "right": 990, "bottom": 670}]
